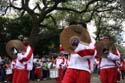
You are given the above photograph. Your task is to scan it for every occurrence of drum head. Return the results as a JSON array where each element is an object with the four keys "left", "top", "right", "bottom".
[
  {"left": 60, "top": 25, "right": 91, "bottom": 53},
  {"left": 6, "top": 40, "right": 25, "bottom": 59},
  {"left": 96, "top": 39, "right": 114, "bottom": 57}
]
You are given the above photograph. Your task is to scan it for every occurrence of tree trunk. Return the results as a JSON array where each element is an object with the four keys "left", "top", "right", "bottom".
[{"left": 29, "top": 18, "right": 40, "bottom": 50}]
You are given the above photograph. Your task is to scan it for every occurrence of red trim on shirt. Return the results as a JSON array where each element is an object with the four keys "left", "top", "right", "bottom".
[
  {"left": 77, "top": 48, "right": 95, "bottom": 57},
  {"left": 61, "top": 57, "right": 65, "bottom": 64},
  {"left": 19, "top": 45, "right": 33, "bottom": 63},
  {"left": 53, "top": 59, "right": 56, "bottom": 64},
  {"left": 113, "top": 50, "right": 118, "bottom": 56},
  {"left": 87, "top": 59, "right": 91, "bottom": 69}
]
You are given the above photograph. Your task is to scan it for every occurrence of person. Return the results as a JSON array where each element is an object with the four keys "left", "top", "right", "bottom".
[
  {"left": 62, "top": 23, "right": 96, "bottom": 83},
  {"left": 10, "top": 59, "right": 16, "bottom": 81},
  {"left": 34, "top": 58, "right": 42, "bottom": 81},
  {"left": 120, "top": 58, "right": 125, "bottom": 81},
  {"left": 42, "top": 59, "right": 49, "bottom": 80},
  {"left": 93, "top": 55, "right": 100, "bottom": 74},
  {"left": 53, "top": 51, "right": 67, "bottom": 83},
  {"left": 47, "top": 57, "right": 53, "bottom": 78},
  {"left": 99, "top": 36, "right": 120, "bottom": 83},
  {"left": 12, "top": 37, "right": 33, "bottom": 83},
  {"left": 5, "top": 61, "right": 13, "bottom": 82},
  {"left": 0, "top": 56, "right": 6, "bottom": 82}
]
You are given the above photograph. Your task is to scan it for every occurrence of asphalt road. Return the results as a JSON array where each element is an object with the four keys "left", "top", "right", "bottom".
[{"left": 29, "top": 74, "right": 125, "bottom": 83}]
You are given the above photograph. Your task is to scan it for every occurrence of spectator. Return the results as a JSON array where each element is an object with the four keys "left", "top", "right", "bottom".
[
  {"left": 0, "top": 56, "right": 6, "bottom": 82},
  {"left": 5, "top": 62, "right": 12, "bottom": 82},
  {"left": 34, "top": 58, "right": 42, "bottom": 81},
  {"left": 120, "top": 58, "right": 125, "bottom": 81},
  {"left": 53, "top": 52, "right": 67, "bottom": 83},
  {"left": 42, "top": 60, "right": 49, "bottom": 80}
]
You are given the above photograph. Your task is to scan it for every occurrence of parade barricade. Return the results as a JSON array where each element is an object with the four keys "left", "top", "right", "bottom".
[{"left": 49, "top": 68, "right": 59, "bottom": 78}]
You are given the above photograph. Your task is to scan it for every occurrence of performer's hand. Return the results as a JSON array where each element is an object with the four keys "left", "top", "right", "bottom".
[
  {"left": 11, "top": 47, "right": 18, "bottom": 55},
  {"left": 17, "top": 53, "right": 24, "bottom": 60},
  {"left": 59, "top": 64, "right": 62, "bottom": 67},
  {"left": 116, "top": 61, "right": 121, "bottom": 68},
  {"left": 71, "top": 37, "right": 79, "bottom": 48},
  {"left": 103, "top": 48, "right": 109, "bottom": 58}
]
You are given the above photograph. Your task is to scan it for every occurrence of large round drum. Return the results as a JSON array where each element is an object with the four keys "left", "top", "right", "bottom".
[
  {"left": 6, "top": 40, "right": 25, "bottom": 59},
  {"left": 49, "top": 68, "right": 59, "bottom": 78},
  {"left": 60, "top": 25, "right": 91, "bottom": 53},
  {"left": 96, "top": 39, "right": 115, "bottom": 57}
]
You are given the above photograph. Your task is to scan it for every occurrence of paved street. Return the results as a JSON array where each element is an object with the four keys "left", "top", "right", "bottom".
[
  {"left": 29, "top": 74, "right": 125, "bottom": 83},
  {"left": 1, "top": 74, "right": 124, "bottom": 83}
]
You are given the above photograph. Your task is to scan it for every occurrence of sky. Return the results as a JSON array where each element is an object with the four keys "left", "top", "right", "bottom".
[
  {"left": 87, "top": 21, "right": 96, "bottom": 38},
  {"left": 2, "top": 0, "right": 125, "bottom": 45},
  {"left": 87, "top": 20, "right": 125, "bottom": 46}
]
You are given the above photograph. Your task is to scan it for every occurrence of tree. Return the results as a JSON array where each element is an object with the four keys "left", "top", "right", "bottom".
[
  {"left": 1, "top": 0, "right": 124, "bottom": 51},
  {"left": 0, "top": 15, "right": 61, "bottom": 55},
  {"left": 94, "top": 0, "right": 125, "bottom": 42}
]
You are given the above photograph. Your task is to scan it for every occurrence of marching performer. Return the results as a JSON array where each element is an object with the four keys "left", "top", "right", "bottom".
[
  {"left": 53, "top": 45, "right": 67, "bottom": 83},
  {"left": 12, "top": 37, "right": 33, "bottom": 83},
  {"left": 99, "top": 36, "right": 120, "bottom": 83},
  {"left": 61, "top": 23, "right": 96, "bottom": 83}
]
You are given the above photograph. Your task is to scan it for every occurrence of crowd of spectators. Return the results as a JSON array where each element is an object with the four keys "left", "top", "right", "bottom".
[
  {"left": 0, "top": 54, "right": 63, "bottom": 82},
  {"left": 0, "top": 53, "right": 125, "bottom": 83}
]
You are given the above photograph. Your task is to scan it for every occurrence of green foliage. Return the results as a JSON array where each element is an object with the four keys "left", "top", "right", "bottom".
[
  {"left": 0, "top": 0, "right": 125, "bottom": 56},
  {"left": 0, "top": 15, "right": 62, "bottom": 56}
]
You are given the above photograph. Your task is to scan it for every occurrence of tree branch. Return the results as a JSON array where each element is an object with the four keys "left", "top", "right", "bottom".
[
  {"left": 21, "top": 0, "right": 35, "bottom": 16},
  {"left": 45, "top": 15, "right": 57, "bottom": 25},
  {"left": 20, "top": 10, "right": 25, "bottom": 17},
  {"left": 42, "top": 0, "right": 48, "bottom": 8},
  {"left": 34, "top": 3, "right": 42, "bottom": 11},
  {"left": 86, "top": 3, "right": 99, "bottom": 22},
  {"left": 9, "top": 4, "right": 22, "bottom": 10},
  {"left": 55, "top": 0, "right": 99, "bottom": 13},
  {"left": 38, "top": 0, "right": 61, "bottom": 22},
  {"left": 1, "top": 6, "right": 9, "bottom": 15},
  {"left": 44, "top": 1, "right": 59, "bottom": 14}
]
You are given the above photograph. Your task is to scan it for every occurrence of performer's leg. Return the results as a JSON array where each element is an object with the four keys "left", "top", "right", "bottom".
[
  {"left": 55, "top": 78, "right": 61, "bottom": 83},
  {"left": 55, "top": 68, "right": 64, "bottom": 83},
  {"left": 35, "top": 68, "right": 41, "bottom": 81},
  {"left": 100, "top": 69, "right": 108, "bottom": 83},
  {"left": 123, "top": 71, "right": 125, "bottom": 80},
  {"left": 21, "top": 70, "right": 29, "bottom": 83},
  {"left": 117, "top": 70, "right": 121, "bottom": 82},
  {"left": 13, "top": 69, "right": 29, "bottom": 83},
  {"left": 12, "top": 69, "right": 17, "bottom": 83},
  {"left": 107, "top": 68, "right": 117, "bottom": 83},
  {"left": 38, "top": 69, "right": 41, "bottom": 80},
  {"left": 77, "top": 70, "right": 91, "bottom": 83},
  {"left": 63, "top": 68, "right": 79, "bottom": 83}
]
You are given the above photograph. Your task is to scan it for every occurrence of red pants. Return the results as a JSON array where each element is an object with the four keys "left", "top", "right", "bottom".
[
  {"left": 34, "top": 68, "right": 42, "bottom": 79},
  {"left": 55, "top": 68, "right": 65, "bottom": 83},
  {"left": 100, "top": 67, "right": 117, "bottom": 83},
  {"left": 117, "top": 70, "right": 120, "bottom": 81},
  {"left": 12, "top": 69, "right": 29, "bottom": 83},
  {"left": 6, "top": 74, "right": 12, "bottom": 81},
  {"left": 63, "top": 68, "right": 91, "bottom": 83}
]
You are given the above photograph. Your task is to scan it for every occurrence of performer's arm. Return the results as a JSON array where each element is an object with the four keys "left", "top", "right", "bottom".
[
  {"left": 19, "top": 46, "right": 33, "bottom": 63},
  {"left": 77, "top": 49, "right": 95, "bottom": 57},
  {"left": 75, "top": 43, "right": 96, "bottom": 57},
  {"left": 60, "top": 57, "right": 67, "bottom": 69},
  {"left": 107, "top": 49, "right": 120, "bottom": 60}
]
